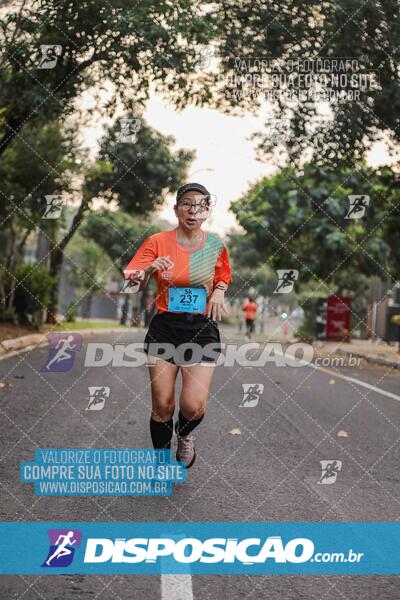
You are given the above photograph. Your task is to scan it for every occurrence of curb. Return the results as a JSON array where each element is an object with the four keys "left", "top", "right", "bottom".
[
  {"left": 0, "top": 328, "right": 130, "bottom": 359},
  {"left": 0, "top": 333, "right": 45, "bottom": 355}
]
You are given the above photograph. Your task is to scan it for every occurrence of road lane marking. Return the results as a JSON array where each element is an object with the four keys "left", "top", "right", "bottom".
[
  {"left": 285, "top": 356, "right": 400, "bottom": 402},
  {"left": 310, "top": 363, "right": 400, "bottom": 402},
  {"left": 160, "top": 530, "right": 193, "bottom": 600},
  {"left": 161, "top": 574, "right": 194, "bottom": 600}
]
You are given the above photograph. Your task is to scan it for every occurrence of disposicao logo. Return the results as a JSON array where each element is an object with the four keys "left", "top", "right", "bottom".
[
  {"left": 83, "top": 535, "right": 314, "bottom": 564},
  {"left": 42, "top": 529, "right": 82, "bottom": 567}
]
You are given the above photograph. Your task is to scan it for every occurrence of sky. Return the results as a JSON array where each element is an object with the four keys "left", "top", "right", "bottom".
[
  {"left": 81, "top": 86, "right": 394, "bottom": 237},
  {"left": 143, "top": 93, "right": 273, "bottom": 234},
  {"left": 80, "top": 85, "right": 272, "bottom": 236},
  {"left": 143, "top": 94, "right": 396, "bottom": 235}
]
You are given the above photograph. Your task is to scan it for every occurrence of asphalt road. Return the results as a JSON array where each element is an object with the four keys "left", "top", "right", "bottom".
[{"left": 1, "top": 326, "right": 400, "bottom": 599}]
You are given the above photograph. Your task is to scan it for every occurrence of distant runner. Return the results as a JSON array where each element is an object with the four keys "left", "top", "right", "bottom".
[{"left": 242, "top": 297, "right": 257, "bottom": 339}]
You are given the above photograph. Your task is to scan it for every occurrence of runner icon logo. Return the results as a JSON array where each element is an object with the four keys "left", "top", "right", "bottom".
[
  {"left": 42, "top": 195, "right": 66, "bottom": 219},
  {"left": 265, "top": 118, "right": 290, "bottom": 143},
  {"left": 37, "top": 45, "right": 62, "bottom": 69},
  {"left": 160, "top": 270, "right": 173, "bottom": 280},
  {"left": 42, "top": 529, "right": 82, "bottom": 567},
  {"left": 345, "top": 195, "right": 370, "bottom": 219},
  {"left": 117, "top": 118, "right": 141, "bottom": 143},
  {"left": 318, "top": 460, "right": 342, "bottom": 485},
  {"left": 40, "top": 333, "right": 83, "bottom": 372},
  {"left": 121, "top": 270, "right": 145, "bottom": 294},
  {"left": 274, "top": 269, "right": 299, "bottom": 294},
  {"left": 86, "top": 386, "right": 110, "bottom": 411},
  {"left": 192, "top": 46, "right": 213, "bottom": 69},
  {"left": 239, "top": 383, "right": 264, "bottom": 407}
]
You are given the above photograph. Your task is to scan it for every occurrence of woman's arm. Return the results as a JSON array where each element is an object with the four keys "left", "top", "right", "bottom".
[
  {"left": 207, "top": 282, "right": 229, "bottom": 321},
  {"left": 124, "top": 236, "right": 172, "bottom": 292},
  {"left": 207, "top": 245, "right": 232, "bottom": 321},
  {"left": 126, "top": 257, "right": 173, "bottom": 292},
  {"left": 214, "top": 281, "right": 228, "bottom": 292}
]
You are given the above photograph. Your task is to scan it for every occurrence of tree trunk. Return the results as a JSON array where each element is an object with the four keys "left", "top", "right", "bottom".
[
  {"left": 35, "top": 229, "right": 50, "bottom": 267},
  {"left": 0, "top": 280, "right": 5, "bottom": 307},
  {"left": 83, "top": 292, "right": 92, "bottom": 319},
  {"left": 46, "top": 247, "right": 63, "bottom": 324},
  {"left": 6, "top": 224, "right": 17, "bottom": 311},
  {"left": 120, "top": 294, "right": 129, "bottom": 325},
  {"left": 45, "top": 197, "right": 89, "bottom": 323}
]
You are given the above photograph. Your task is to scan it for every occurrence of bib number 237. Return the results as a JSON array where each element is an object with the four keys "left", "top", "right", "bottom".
[{"left": 168, "top": 287, "right": 206, "bottom": 313}]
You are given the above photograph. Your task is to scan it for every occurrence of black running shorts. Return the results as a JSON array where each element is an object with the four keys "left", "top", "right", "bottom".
[{"left": 144, "top": 312, "right": 221, "bottom": 365}]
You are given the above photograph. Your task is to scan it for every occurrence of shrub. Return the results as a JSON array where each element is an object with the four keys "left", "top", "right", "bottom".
[
  {"left": 13, "top": 263, "right": 56, "bottom": 327},
  {"left": 64, "top": 302, "right": 78, "bottom": 323},
  {"left": 0, "top": 305, "right": 19, "bottom": 324}
]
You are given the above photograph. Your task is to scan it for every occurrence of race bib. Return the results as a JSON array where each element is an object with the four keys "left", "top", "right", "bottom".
[{"left": 168, "top": 287, "right": 206, "bottom": 313}]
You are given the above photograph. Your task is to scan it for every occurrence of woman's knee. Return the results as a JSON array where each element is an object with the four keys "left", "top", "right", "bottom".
[
  {"left": 179, "top": 401, "right": 207, "bottom": 421},
  {"left": 151, "top": 395, "right": 175, "bottom": 421}
]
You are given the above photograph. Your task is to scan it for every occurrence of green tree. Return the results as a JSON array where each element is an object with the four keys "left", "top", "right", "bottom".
[
  {"left": 93, "top": 120, "right": 194, "bottom": 215},
  {"left": 45, "top": 119, "right": 192, "bottom": 321},
  {"left": 214, "top": 0, "right": 400, "bottom": 165},
  {"left": 81, "top": 210, "right": 160, "bottom": 324},
  {"left": 66, "top": 237, "right": 112, "bottom": 319},
  {"left": 13, "top": 263, "right": 56, "bottom": 327},
  {"left": 0, "top": 0, "right": 215, "bottom": 155},
  {"left": 0, "top": 120, "right": 81, "bottom": 311},
  {"left": 226, "top": 230, "right": 276, "bottom": 299},
  {"left": 231, "top": 162, "right": 397, "bottom": 334}
]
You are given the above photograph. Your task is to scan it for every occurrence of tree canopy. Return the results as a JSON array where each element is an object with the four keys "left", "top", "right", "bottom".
[
  {"left": 231, "top": 162, "right": 397, "bottom": 297},
  {"left": 0, "top": 0, "right": 216, "bottom": 155},
  {"left": 214, "top": 1, "right": 400, "bottom": 165}
]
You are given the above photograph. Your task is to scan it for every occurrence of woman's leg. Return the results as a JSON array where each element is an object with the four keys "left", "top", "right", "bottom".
[
  {"left": 174, "top": 363, "right": 216, "bottom": 467},
  {"left": 246, "top": 319, "right": 251, "bottom": 337},
  {"left": 177, "top": 363, "right": 216, "bottom": 436},
  {"left": 148, "top": 357, "right": 179, "bottom": 449}
]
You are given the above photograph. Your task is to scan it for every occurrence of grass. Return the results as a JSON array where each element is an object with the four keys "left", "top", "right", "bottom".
[
  {"left": 0, "top": 320, "right": 127, "bottom": 342},
  {"left": 46, "top": 321, "right": 125, "bottom": 331}
]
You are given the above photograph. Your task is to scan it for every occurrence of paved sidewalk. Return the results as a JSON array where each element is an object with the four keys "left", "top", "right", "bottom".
[
  {"left": 223, "top": 325, "right": 400, "bottom": 369},
  {"left": 0, "top": 328, "right": 124, "bottom": 358},
  {"left": 313, "top": 338, "right": 400, "bottom": 370}
]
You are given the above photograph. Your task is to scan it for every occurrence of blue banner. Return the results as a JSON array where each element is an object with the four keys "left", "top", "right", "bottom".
[
  {"left": 0, "top": 522, "right": 398, "bottom": 574},
  {"left": 20, "top": 448, "right": 186, "bottom": 496}
]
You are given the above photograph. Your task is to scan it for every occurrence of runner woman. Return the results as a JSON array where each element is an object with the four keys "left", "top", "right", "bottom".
[{"left": 123, "top": 183, "right": 232, "bottom": 468}]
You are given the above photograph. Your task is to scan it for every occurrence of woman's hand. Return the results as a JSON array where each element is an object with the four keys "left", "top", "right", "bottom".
[
  {"left": 124, "top": 256, "right": 173, "bottom": 292},
  {"left": 207, "top": 288, "right": 230, "bottom": 322},
  {"left": 148, "top": 256, "right": 174, "bottom": 274}
]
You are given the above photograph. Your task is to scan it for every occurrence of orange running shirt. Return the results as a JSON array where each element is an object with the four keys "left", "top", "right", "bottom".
[
  {"left": 124, "top": 229, "right": 232, "bottom": 314},
  {"left": 242, "top": 300, "right": 257, "bottom": 320}
]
